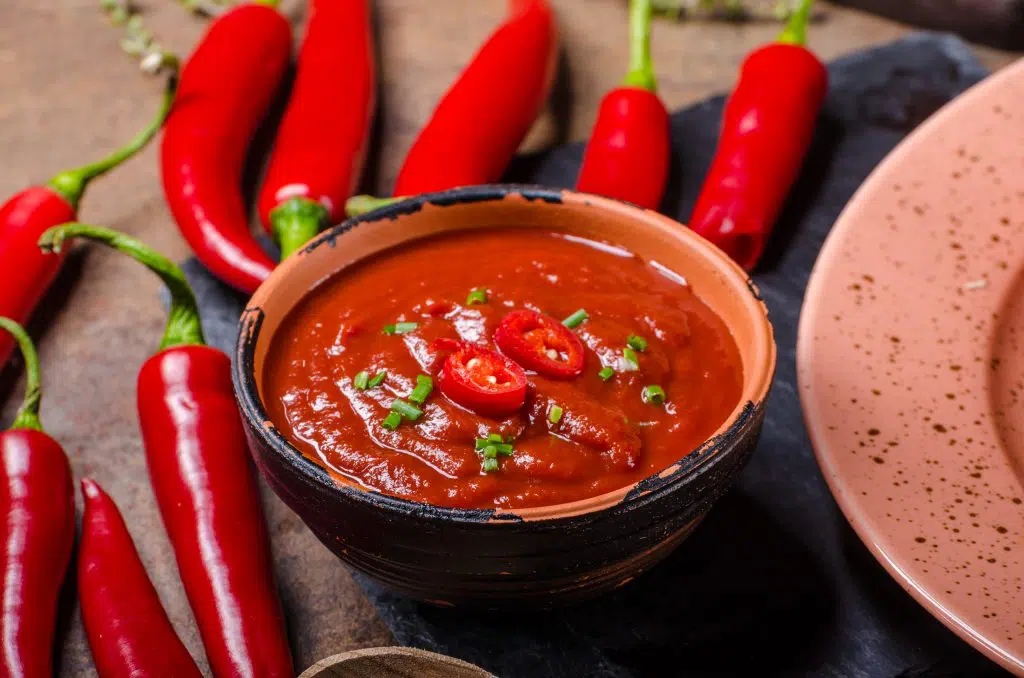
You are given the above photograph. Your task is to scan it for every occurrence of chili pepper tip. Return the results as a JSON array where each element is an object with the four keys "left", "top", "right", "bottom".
[{"left": 80, "top": 478, "right": 101, "bottom": 500}]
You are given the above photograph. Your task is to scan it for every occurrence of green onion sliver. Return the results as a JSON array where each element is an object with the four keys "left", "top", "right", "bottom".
[
  {"left": 367, "top": 371, "right": 387, "bottom": 388},
  {"left": 482, "top": 458, "right": 499, "bottom": 473},
  {"left": 598, "top": 366, "right": 615, "bottom": 381},
  {"left": 466, "top": 288, "right": 488, "bottom": 305},
  {"left": 642, "top": 385, "right": 666, "bottom": 405},
  {"left": 487, "top": 432, "right": 503, "bottom": 443},
  {"left": 495, "top": 443, "right": 514, "bottom": 456},
  {"left": 408, "top": 374, "right": 433, "bottom": 404},
  {"left": 382, "top": 412, "right": 402, "bottom": 430},
  {"left": 383, "top": 321, "right": 418, "bottom": 335},
  {"left": 474, "top": 438, "right": 489, "bottom": 450},
  {"left": 390, "top": 399, "right": 423, "bottom": 421},
  {"left": 562, "top": 308, "right": 589, "bottom": 329},
  {"left": 353, "top": 371, "right": 369, "bottom": 390},
  {"left": 621, "top": 347, "right": 639, "bottom": 371},
  {"left": 626, "top": 335, "right": 648, "bottom": 352},
  {"left": 549, "top": 405, "right": 563, "bottom": 424},
  {"left": 482, "top": 445, "right": 498, "bottom": 459}
]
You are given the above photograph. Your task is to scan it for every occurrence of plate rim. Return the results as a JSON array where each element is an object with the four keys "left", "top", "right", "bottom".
[{"left": 797, "top": 57, "right": 1024, "bottom": 675}]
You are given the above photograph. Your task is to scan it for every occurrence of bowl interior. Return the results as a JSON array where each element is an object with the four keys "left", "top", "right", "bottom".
[{"left": 242, "top": 186, "right": 775, "bottom": 519}]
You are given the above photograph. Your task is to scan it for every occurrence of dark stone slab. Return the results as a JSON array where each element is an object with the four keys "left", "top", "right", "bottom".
[{"left": 181, "top": 32, "right": 1009, "bottom": 678}]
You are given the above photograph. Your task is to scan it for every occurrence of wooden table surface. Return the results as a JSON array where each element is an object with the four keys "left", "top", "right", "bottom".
[{"left": 0, "top": 1, "right": 1016, "bottom": 674}]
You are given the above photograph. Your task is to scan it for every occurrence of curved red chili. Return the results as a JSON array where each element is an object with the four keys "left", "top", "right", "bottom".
[
  {"left": 161, "top": 1, "right": 292, "bottom": 293},
  {"left": 688, "top": 0, "right": 826, "bottom": 270},
  {"left": 258, "top": 0, "right": 376, "bottom": 258},
  {"left": 79, "top": 478, "right": 202, "bottom": 678},
  {"left": 38, "top": 225, "right": 293, "bottom": 677},
  {"left": 494, "top": 310, "right": 585, "bottom": 379},
  {"left": 0, "top": 317, "right": 75, "bottom": 678},
  {"left": 345, "top": 0, "right": 557, "bottom": 216},
  {"left": 439, "top": 343, "right": 528, "bottom": 417},
  {"left": 0, "top": 62, "right": 177, "bottom": 369},
  {"left": 576, "top": 0, "right": 669, "bottom": 209}
]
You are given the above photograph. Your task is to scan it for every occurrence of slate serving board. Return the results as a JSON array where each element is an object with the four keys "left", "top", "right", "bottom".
[{"left": 182, "top": 33, "right": 1011, "bottom": 677}]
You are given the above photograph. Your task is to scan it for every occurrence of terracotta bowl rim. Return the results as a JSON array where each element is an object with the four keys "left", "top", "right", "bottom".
[{"left": 233, "top": 184, "right": 776, "bottom": 524}]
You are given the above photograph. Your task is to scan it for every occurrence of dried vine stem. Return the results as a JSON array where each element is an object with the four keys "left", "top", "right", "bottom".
[{"left": 99, "top": 0, "right": 176, "bottom": 73}]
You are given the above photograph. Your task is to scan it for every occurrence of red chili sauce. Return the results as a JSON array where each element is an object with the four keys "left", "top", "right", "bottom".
[{"left": 264, "top": 230, "right": 743, "bottom": 509}]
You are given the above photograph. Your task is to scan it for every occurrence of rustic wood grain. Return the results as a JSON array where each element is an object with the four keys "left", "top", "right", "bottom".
[{"left": 0, "top": 1, "right": 1015, "bottom": 675}]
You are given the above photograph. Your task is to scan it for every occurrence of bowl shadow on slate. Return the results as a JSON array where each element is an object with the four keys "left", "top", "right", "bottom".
[{"left": 411, "top": 489, "right": 836, "bottom": 677}]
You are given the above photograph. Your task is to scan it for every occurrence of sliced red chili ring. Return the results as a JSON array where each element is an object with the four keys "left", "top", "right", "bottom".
[
  {"left": 494, "top": 310, "right": 585, "bottom": 379},
  {"left": 438, "top": 343, "right": 527, "bottom": 417}
]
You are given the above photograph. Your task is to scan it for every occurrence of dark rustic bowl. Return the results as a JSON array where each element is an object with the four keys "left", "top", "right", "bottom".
[{"left": 233, "top": 185, "right": 775, "bottom": 607}]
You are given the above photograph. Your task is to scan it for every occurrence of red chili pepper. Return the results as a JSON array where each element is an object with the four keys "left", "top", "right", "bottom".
[
  {"left": 257, "top": 0, "right": 375, "bottom": 258},
  {"left": 439, "top": 343, "right": 528, "bottom": 417},
  {"left": 494, "top": 310, "right": 585, "bottom": 379},
  {"left": 0, "top": 318, "right": 75, "bottom": 678},
  {"left": 79, "top": 478, "right": 202, "bottom": 678},
  {"left": 345, "top": 0, "right": 557, "bottom": 216},
  {"left": 576, "top": 0, "right": 669, "bottom": 209},
  {"left": 687, "top": 0, "right": 826, "bottom": 271},
  {"left": 161, "top": 1, "right": 292, "bottom": 293},
  {"left": 39, "top": 225, "right": 293, "bottom": 677},
  {"left": 0, "top": 62, "right": 177, "bottom": 370}
]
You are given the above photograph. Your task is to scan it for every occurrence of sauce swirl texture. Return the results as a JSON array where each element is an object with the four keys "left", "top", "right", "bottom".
[{"left": 264, "top": 230, "right": 743, "bottom": 509}]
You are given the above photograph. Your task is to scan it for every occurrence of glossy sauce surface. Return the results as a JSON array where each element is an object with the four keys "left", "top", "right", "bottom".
[{"left": 264, "top": 230, "right": 743, "bottom": 509}]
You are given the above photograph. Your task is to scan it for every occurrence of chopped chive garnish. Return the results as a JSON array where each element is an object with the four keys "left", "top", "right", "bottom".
[
  {"left": 475, "top": 438, "right": 489, "bottom": 450},
  {"left": 481, "top": 457, "right": 499, "bottom": 473},
  {"left": 390, "top": 399, "right": 423, "bottom": 421},
  {"left": 549, "top": 405, "right": 563, "bottom": 424},
  {"left": 353, "top": 371, "right": 369, "bottom": 390},
  {"left": 495, "top": 443, "right": 514, "bottom": 455},
  {"left": 562, "top": 308, "right": 589, "bottom": 329},
  {"left": 408, "top": 374, "right": 434, "bottom": 404},
  {"left": 621, "top": 347, "right": 640, "bottom": 371},
  {"left": 466, "top": 288, "right": 488, "bottom": 305},
  {"left": 383, "top": 322, "right": 418, "bottom": 335},
  {"left": 482, "top": 445, "right": 499, "bottom": 459},
  {"left": 627, "top": 335, "right": 648, "bottom": 352},
  {"left": 598, "top": 367, "right": 615, "bottom": 381},
  {"left": 382, "top": 412, "right": 402, "bottom": 430},
  {"left": 642, "top": 385, "right": 666, "bottom": 405},
  {"left": 367, "top": 371, "right": 387, "bottom": 388},
  {"left": 487, "top": 433, "right": 503, "bottom": 443}
]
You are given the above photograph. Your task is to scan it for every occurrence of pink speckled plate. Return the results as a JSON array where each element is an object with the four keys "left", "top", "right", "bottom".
[{"left": 798, "top": 59, "right": 1024, "bottom": 673}]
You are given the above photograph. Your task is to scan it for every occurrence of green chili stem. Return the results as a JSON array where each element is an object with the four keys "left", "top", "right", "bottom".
[
  {"left": 622, "top": 0, "right": 657, "bottom": 92},
  {"left": 38, "top": 224, "right": 205, "bottom": 351},
  {"left": 345, "top": 194, "right": 404, "bottom": 218},
  {"left": 776, "top": 0, "right": 814, "bottom": 46},
  {"left": 252, "top": 0, "right": 281, "bottom": 7},
  {"left": 270, "top": 197, "right": 329, "bottom": 258},
  {"left": 0, "top": 318, "right": 43, "bottom": 432},
  {"left": 48, "top": 57, "right": 179, "bottom": 210}
]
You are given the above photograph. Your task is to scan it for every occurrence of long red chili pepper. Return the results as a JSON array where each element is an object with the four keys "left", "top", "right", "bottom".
[
  {"left": 345, "top": 0, "right": 557, "bottom": 216},
  {"left": 576, "top": 0, "right": 669, "bottom": 209},
  {"left": 257, "top": 0, "right": 375, "bottom": 258},
  {"left": 687, "top": 0, "right": 826, "bottom": 271},
  {"left": 0, "top": 317, "right": 75, "bottom": 678},
  {"left": 79, "top": 478, "right": 202, "bottom": 678},
  {"left": 0, "top": 61, "right": 178, "bottom": 370},
  {"left": 161, "top": 0, "right": 292, "bottom": 293},
  {"left": 39, "top": 225, "right": 293, "bottom": 677}
]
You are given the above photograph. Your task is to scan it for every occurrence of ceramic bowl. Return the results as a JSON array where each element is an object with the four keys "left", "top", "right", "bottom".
[{"left": 233, "top": 185, "right": 775, "bottom": 606}]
